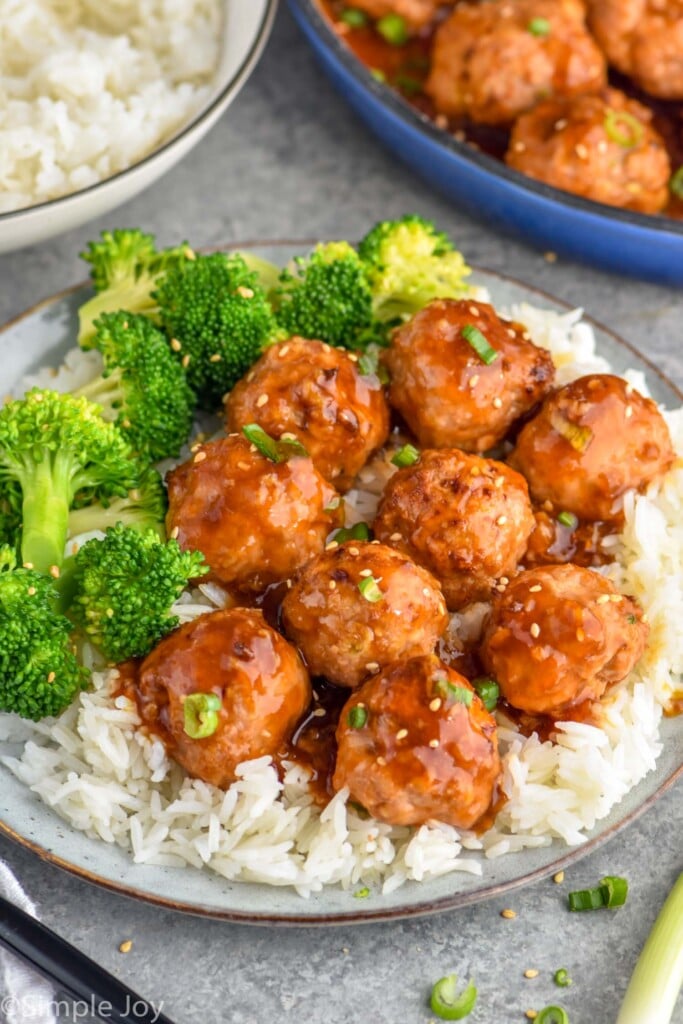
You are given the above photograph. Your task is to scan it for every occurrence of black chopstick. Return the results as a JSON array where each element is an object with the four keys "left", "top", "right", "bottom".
[{"left": 0, "top": 893, "right": 177, "bottom": 1024}]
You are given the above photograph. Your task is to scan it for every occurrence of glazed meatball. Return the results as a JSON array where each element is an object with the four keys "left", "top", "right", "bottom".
[
  {"left": 166, "top": 435, "right": 341, "bottom": 593},
  {"left": 588, "top": 0, "right": 683, "bottom": 99},
  {"left": 135, "top": 608, "right": 311, "bottom": 788},
  {"left": 374, "top": 449, "right": 536, "bottom": 609},
  {"left": 425, "top": 0, "right": 606, "bottom": 125},
  {"left": 510, "top": 374, "right": 675, "bottom": 522},
  {"left": 480, "top": 564, "right": 649, "bottom": 716},
  {"left": 281, "top": 541, "right": 448, "bottom": 688},
  {"left": 350, "top": 0, "right": 444, "bottom": 30},
  {"left": 383, "top": 299, "right": 555, "bottom": 452},
  {"left": 506, "top": 88, "right": 671, "bottom": 215},
  {"left": 333, "top": 655, "right": 501, "bottom": 828},
  {"left": 225, "top": 337, "right": 390, "bottom": 491}
]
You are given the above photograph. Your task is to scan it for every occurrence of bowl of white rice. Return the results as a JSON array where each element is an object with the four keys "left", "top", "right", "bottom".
[{"left": 0, "top": 0, "right": 277, "bottom": 254}]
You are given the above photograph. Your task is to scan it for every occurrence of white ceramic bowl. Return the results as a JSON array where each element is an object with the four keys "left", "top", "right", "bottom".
[{"left": 0, "top": 0, "right": 278, "bottom": 255}]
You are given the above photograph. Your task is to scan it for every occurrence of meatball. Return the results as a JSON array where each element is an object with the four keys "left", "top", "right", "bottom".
[
  {"left": 588, "top": 0, "right": 683, "bottom": 99},
  {"left": 383, "top": 299, "right": 555, "bottom": 452},
  {"left": 281, "top": 541, "right": 448, "bottom": 688},
  {"left": 135, "top": 608, "right": 311, "bottom": 788},
  {"left": 425, "top": 0, "right": 606, "bottom": 125},
  {"left": 349, "top": 0, "right": 443, "bottom": 30},
  {"left": 509, "top": 374, "right": 675, "bottom": 522},
  {"left": 480, "top": 564, "right": 649, "bottom": 716},
  {"left": 333, "top": 655, "right": 501, "bottom": 829},
  {"left": 506, "top": 88, "right": 671, "bottom": 215},
  {"left": 166, "top": 435, "right": 341, "bottom": 593},
  {"left": 225, "top": 337, "right": 390, "bottom": 491},
  {"left": 374, "top": 449, "right": 536, "bottom": 609}
]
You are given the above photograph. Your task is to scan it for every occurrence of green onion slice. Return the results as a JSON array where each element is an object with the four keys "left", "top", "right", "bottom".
[
  {"left": 347, "top": 705, "right": 368, "bottom": 729},
  {"left": 528, "top": 16, "right": 551, "bottom": 36},
  {"left": 537, "top": 1009, "right": 569, "bottom": 1024},
  {"left": 557, "top": 510, "right": 579, "bottom": 529},
  {"left": 371, "top": 68, "right": 386, "bottom": 82},
  {"left": 461, "top": 323, "right": 499, "bottom": 365},
  {"left": 670, "top": 166, "right": 683, "bottom": 199},
  {"left": 333, "top": 522, "right": 371, "bottom": 543},
  {"left": 568, "top": 875, "right": 628, "bottom": 911},
  {"left": 604, "top": 109, "right": 644, "bottom": 148},
  {"left": 391, "top": 444, "right": 420, "bottom": 468},
  {"left": 430, "top": 974, "right": 477, "bottom": 1020},
  {"left": 325, "top": 496, "right": 342, "bottom": 512},
  {"left": 554, "top": 969, "right": 572, "bottom": 988},
  {"left": 340, "top": 8, "right": 368, "bottom": 28},
  {"left": 357, "top": 345, "right": 389, "bottom": 382},
  {"left": 358, "top": 576, "right": 383, "bottom": 602},
  {"left": 471, "top": 677, "right": 500, "bottom": 712},
  {"left": 183, "top": 692, "right": 221, "bottom": 740},
  {"left": 549, "top": 409, "right": 593, "bottom": 453},
  {"left": 353, "top": 886, "right": 371, "bottom": 898},
  {"left": 242, "top": 424, "right": 308, "bottom": 463},
  {"left": 376, "top": 13, "right": 408, "bottom": 45},
  {"left": 435, "top": 677, "right": 474, "bottom": 707}
]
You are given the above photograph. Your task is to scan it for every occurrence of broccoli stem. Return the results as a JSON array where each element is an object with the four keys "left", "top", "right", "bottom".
[
  {"left": 20, "top": 455, "right": 72, "bottom": 574},
  {"left": 73, "top": 371, "right": 124, "bottom": 420}
]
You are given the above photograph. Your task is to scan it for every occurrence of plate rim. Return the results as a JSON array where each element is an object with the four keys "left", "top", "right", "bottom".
[
  {"left": 0, "top": 242, "right": 681, "bottom": 926},
  {"left": 289, "top": 0, "right": 683, "bottom": 241}
]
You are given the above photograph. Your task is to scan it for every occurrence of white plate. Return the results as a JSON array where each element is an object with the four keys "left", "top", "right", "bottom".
[{"left": 0, "top": 242, "right": 680, "bottom": 924}]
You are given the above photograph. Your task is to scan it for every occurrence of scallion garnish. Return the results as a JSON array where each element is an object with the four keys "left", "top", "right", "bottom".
[
  {"left": 371, "top": 68, "right": 386, "bottom": 82},
  {"left": 325, "top": 496, "right": 342, "bottom": 512},
  {"left": 549, "top": 409, "right": 593, "bottom": 453},
  {"left": 357, "top": 345, "right": 390, "bottom": 383},
  {"left": 670, "top": 166, "right": 683, "bottom": 200},
  {"left": 242, "top": 424, "right": 308, "bottom": 463},
  {"left": 568, "top": 875, "right": 628, "bottom": 911},
  {"left": 537, "top": 1009, "right": 569, "bottom": 1024},
  {"left": 471, "top": 676, "right": 500, "bottom": 712},
  {"left": 358, "top": 575, "right": 383, "bottom": 602},
  {"left": 435, "top": 677, "right": 474, "bottom": 707},
  {"left": 604, "top": 109, "right": 644, "bottom": 148},
  {"left": 353, "top": 886, "right": 371, "bottom": 898},
  {"left": 376, "top": 13, "right": 408, "bottom": 46},
  {"left": 461, "top": 323, "right": 499, "bottom": 365},
  {"left": 554, "top": 969, "right": 572, "bottom": 988},
  {"left": 347, "top": 705, "right": 368, "bottom": 729},
  {"left": 527, "top": 16, "right": 550, "bottom": 36},
  {"left": 430, "top": 974, "right": 477, "bottom": 1020},
  {"left": 333, "top": 522, "right": 371, "bottom": 543},
  {"left": 557, "top": 510, "right": 579, "bottom": 529},
  {"left": 183, "top": 692, "right": 221, "bottom": 740},
  {"left": 340, "top": 8, "right": 368, "bottom": 28},
  {"left": 391, "top": 444, "right": 420, "bottom": 468},
  {"left": 616, "top": 872, "right": 683, "bottom": 1024}
]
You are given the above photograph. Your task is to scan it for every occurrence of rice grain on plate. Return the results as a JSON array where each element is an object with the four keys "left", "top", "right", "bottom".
[
  {"left": 1, "top": 302, "right": 681, "bottom": 897},
  {"left": 0, "top": 0, "right": 222, "bottom": 213}
]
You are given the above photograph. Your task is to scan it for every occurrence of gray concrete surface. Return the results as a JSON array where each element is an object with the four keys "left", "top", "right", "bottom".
[{"left": 0, "top": 7, "right": 681, "bottom": 1023}]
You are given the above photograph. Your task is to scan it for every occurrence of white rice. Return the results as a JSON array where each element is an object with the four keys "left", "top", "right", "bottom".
[
  {"left": 1, "top": 299, "right": 681, "bottom": 896},
  {"left": 0, "top": 0, "right": 222, "bottom": 213}
]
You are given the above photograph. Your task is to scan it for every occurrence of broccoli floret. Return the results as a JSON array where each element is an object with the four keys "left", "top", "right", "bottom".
[
  {"left": 358, "top": 215, "right": 471, "bottom": 324},
  {"left": 78, "top": 229, "right": 195, "bottom": 348},
  {"left": 0, "top": 389, "right": 138, "bottom": 575},
  {"left": 69, "top": 524, "right": 208, "bottom": 662},
  {"left": 0, "top": 547, "right": 89, "bottom": 720},
  {"left": 68, "top": 465, "right": 167, "bottom": 540},
  {"left": 73, "top": 312, "right": 195, "bottom": 462},
  {"left": 273, "top": 241, "right": 377, "bottom": 349},
  {"left": 154, "top": 252, "right": 281, "bottom": 409}
]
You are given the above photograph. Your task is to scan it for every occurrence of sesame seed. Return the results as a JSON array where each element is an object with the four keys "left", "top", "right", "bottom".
[
  {"left": 429, "top": 698, "right": 442, "bottom": 711},
  {"left": 329, "top": 580, "right": 337, "bottom": 590},
  {"left": 49, "top": 565, "right": 60, "bottom": 579},
  {"left": 544, "top": 251, "right": 558, "bottom": 263},
  {"left": 492, "top": 397, "right": 503, "bottom": 409},
  {"left": 237, "top": 286, "right": 254, "bottom": 299},
  {"left": 312, "top": 708, "right": 326, "bottom": 718},
  {"left": 181, "top": 354, "right": 190, "bottom": 368},
  {"left": 170, "top": 526, "right": 180, "bottom": 539},
  {"left": 530, "top": 622, "right": 541, "bottom": 638},
  {"left": 359, "top": 568, "right": 373, "bottom": 577},
  {"left": 514, "top": 141, "right": 526, "bottom": 152},
  {"left": 496, "top": 584, "right": 506, "bottom": 593},
  {"left": 237, "top": 461, "right": 250, "bottom": 470},
  {"left": 553, "top": 871, "right": 565, "bottom": 884},
  {"left": 499, "top": 576, "right": 509, "bottom": 585},
  {"left": 495, "top": 475, "right": 505, "bottom": 488},
  {"left": 501, "top": 908, "right": 517, "bottom": 919},
  {"left": 597, "top": 140, "right": 608, "bottom": 154},
  {"left": 576, "top": 627, "right": 585, "bottom": 642},
  {"left": 347, "top": 353, "right": 358, "bottom": 362},
  {"left": 468, "top": 374, "right": 480, "bottom": 389},
  {"left": 428, "top": 739, "right": 439, "bottom": 749},
  {"left": 470, "top": 466, "right": 481, "bottom": 476},
  {"left": 396, "top": 728, "right": 408, "bottom": 740},
  {"left": 625, "top": 405, "right": 633, "bottom": 418},
  {"left": 524, "top": 969, "right": 539, "bottom": 979},
  {"left": 610, "top": 594, "right": 623, "bottom": 603},
  {"left": 497, "top": 515, "right": 507, "bottom": 526},
  {"left": 575, "top": 143, "right": 588, "bottom": 159},
  {"left": 468, "top": 305, "right": 479, "bottom": 316},
  {"left": 438, "top": 603, "right": 446, "bottom": 616},
  {"left": 22, "top": 562, "right": 33, "bottom": 569},
  {"left": 390, "top": 532, "right": 402, "bottom": 542},
  {"left": 507, "top": 328, "right": 516, "bottom": 338},
  {"left": 194, "top": 450, "right": 208, "bottom": 464},
  {"left": 422, "top": 587, "right": 431, "bottom": 597},
  {"left": 27, "top": 586, "right": 36, "bottom": 596},
  {"left": 256, "top": 394, "right": 269, "bottom": 407},
  {"left": 286, "top": 579, "right": 293, "bottom": 589},
  {"left": 170, "top": 338, "right": 182, "bottom": 352},
  {"left": 47, "top": 672, "right": 56, "bottom": 683},
  {"left": 529, "top": 584, "right": 542, "bottom": 593},
  {"left": 366, "top": 662, "right": 380, "bottom": 673},
  {"left": 348, "top": 546, "right": 360, "bottom": 556},
  {"left": 247, "top": 371, "right": 256, "bottom": 382},
  {"left": 279, "top": 344, "right": 290, "bottom": 357},
  {"left": 325, "top": 541, "right": 339, "bottom": 551},
  {"left": 526, "top": 1012, "right": 538, "bottom": 1021},
  {"left": 119, "top": 940, "right": 133, "bottom": 954},
  {"left": 376, "top": 756, "right": 387, "bottom": 766},
  {"left": 554, "top": 118, "right": 568, "bottom": 131}
]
